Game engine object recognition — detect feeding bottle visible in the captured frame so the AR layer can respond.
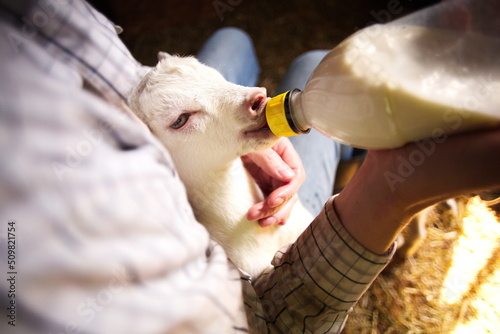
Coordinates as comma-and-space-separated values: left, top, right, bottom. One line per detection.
265, 0, 500, 149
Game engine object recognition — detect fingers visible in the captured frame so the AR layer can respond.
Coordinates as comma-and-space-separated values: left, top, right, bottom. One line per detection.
272, 137, 306, 181
242, 144, 295, 183
247, 173, 303, 226
243, 137, 307, 227
247, 194, 299, 227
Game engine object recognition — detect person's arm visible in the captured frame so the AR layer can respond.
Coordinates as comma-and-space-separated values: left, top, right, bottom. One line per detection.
248, 195, 394, 333
243, 140, 393, 333
249, 127, 500, 333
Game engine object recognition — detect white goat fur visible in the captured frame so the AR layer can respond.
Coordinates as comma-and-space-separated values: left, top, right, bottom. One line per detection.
129, 53, 313, 276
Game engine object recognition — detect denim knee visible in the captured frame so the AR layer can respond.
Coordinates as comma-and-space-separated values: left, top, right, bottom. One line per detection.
197, 27, 260, 87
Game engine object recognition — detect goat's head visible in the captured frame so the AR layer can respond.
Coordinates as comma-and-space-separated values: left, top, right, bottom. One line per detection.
129, 53, 278, 174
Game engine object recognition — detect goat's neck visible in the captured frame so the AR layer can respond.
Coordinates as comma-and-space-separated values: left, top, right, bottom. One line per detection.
182, 159, 263, 226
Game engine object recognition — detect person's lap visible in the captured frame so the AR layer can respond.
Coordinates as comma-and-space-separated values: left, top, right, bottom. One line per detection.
197, 27, 340, 216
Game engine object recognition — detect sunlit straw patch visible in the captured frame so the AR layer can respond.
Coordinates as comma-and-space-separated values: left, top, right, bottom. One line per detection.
343, 196, 500, 333
440, 196, 500, 304
441, 196, 500, 333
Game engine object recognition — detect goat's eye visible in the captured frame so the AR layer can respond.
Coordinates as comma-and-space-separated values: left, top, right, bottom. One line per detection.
170, 113, 191, 129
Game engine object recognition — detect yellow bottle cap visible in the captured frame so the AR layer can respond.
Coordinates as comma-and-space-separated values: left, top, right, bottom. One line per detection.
265, 91, 300, 137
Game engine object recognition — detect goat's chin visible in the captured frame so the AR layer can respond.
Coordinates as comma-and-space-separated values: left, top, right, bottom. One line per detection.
239, 132, 279, 156
243, 127, 276, 141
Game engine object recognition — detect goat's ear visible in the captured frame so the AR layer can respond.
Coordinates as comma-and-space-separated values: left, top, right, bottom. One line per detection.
157, 51, 172, 62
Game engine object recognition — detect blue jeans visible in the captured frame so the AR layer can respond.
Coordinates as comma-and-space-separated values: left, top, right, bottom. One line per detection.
197, 27, 341, 216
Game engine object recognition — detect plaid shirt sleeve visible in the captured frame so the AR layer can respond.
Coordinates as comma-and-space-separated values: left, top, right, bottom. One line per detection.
0, 1, 393, 333
248, 197, 394, 333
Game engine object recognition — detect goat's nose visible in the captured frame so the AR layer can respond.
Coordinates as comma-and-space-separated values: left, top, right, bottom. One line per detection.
247, 87, 267, 117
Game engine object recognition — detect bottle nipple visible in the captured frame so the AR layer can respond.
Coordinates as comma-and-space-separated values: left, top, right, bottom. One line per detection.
265, 89, 310, 137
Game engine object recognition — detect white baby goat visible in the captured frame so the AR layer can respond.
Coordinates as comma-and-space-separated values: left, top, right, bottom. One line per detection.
129, 53, 313, 277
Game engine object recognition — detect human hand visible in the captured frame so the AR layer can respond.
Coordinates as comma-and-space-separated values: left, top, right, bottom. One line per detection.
335, 127, 500, 255
242, 137, 306, 227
